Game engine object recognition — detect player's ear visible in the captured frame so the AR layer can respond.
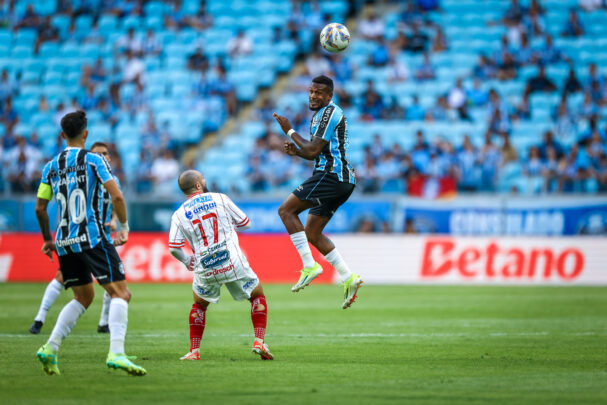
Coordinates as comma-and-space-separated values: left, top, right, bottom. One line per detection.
83, 130, 88, 141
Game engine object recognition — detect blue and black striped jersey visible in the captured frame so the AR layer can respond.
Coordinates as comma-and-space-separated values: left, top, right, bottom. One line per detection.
100, 175, 120, 244
39, 147, 115, 256
309, 101, 355, 184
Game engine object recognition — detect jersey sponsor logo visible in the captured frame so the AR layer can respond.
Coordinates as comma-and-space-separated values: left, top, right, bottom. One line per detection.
47, 164, 88, 179
242, 278, 258, 292
185, 202, 218, 219
199, 241, 227, 257
56, 234, 88, 247
202, 263, 235, 277
201, 249, 230, 268
184, 195, 213, 207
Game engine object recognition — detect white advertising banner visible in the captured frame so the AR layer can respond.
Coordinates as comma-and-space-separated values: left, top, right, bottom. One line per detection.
330, 235, 607, 285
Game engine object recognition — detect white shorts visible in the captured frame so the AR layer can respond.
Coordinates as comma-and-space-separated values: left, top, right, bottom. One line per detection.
192, 267, 259, 304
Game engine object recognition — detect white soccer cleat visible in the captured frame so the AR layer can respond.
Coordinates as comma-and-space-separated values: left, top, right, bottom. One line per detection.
180, 350, 200, 361
342, 273, 363, 309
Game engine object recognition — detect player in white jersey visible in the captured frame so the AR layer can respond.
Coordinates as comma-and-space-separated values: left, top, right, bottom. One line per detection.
168, 170, 273, 361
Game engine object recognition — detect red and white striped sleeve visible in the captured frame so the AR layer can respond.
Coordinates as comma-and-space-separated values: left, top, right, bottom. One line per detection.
222, 194, 250, 228
168, 213, 186, 249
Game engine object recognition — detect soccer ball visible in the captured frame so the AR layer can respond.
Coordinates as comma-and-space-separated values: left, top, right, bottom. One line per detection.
320, 23, 350, 53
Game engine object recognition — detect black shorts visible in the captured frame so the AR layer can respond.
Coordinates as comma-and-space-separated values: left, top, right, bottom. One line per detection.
293, 172, 355, 219
58, 239, 125, 289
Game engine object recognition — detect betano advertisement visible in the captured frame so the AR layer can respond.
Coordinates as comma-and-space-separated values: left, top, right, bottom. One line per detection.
1, 233, 605, 285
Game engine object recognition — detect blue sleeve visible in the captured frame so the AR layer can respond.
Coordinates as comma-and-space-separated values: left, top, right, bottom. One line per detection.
312, 105, 342, 142
40, 161, 52, 184
89, 153, 113, 184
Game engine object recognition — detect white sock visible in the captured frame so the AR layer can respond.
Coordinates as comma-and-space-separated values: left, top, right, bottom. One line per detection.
109, 298, 128, 354
48, 299, 86, 351
324, 248, 353, 282
35, 279, 63, 322
290, 231, 315, 268
98, 291, 111, 326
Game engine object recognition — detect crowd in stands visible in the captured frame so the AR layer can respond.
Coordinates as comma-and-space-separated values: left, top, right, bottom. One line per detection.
247, 0, 607, 196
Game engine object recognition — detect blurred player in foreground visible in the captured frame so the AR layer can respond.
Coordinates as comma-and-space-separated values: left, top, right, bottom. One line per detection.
169, 170, 272, 361
29, 142, 120, 335
273, 75, 362, 309
34, 111, 146, 376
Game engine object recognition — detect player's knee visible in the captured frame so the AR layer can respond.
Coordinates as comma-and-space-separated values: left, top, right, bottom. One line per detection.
277, 204, 289, 220
74, 292, 94, 308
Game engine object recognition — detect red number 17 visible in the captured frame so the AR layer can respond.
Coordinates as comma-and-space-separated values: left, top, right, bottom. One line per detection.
192, 213, 218, 247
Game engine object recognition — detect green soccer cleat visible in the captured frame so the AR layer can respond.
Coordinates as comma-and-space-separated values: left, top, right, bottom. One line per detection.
36, 343, 60, 375
291, 262, 323, 292
342, 273, 363, 309
106, 352, 147, 376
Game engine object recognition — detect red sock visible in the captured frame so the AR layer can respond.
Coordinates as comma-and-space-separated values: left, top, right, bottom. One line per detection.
189, 303, 206, 351
250, 295, 267, 341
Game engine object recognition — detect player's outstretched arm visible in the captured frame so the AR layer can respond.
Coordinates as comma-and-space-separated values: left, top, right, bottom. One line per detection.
273, 113, 327, 160
103, 179, 128, 245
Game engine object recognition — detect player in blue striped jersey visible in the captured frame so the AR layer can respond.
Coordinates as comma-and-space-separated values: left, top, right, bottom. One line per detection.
34, 111, 146, 376
28, 142, 120, 335
273, 75, 363, 309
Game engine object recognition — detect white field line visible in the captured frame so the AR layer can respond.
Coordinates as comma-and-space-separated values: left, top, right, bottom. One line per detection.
0, 331, 603, 339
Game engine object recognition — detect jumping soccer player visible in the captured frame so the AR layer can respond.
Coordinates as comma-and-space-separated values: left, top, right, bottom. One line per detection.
169, 170, 272, 361
34, 111, 146, 376
29, 142, 119, 335
272, 75, 362, 309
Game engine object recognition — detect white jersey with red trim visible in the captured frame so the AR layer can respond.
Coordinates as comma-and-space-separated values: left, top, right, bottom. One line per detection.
169, 192, 252, 284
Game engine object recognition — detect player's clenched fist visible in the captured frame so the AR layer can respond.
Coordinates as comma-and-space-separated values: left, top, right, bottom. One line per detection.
284, 141, 297, 156
187, 255, 196, 271
114, 230, 129, 246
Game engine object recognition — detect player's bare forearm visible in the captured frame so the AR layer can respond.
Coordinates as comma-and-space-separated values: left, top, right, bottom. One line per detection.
104, 179, 127, 224
291, 132, 327, 159
35, 198, 52, 241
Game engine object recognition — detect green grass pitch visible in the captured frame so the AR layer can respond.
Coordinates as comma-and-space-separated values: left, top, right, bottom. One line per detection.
0, 283, 606, 404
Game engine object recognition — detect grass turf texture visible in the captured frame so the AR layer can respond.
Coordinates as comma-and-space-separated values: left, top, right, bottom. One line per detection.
0, 284, 606, 404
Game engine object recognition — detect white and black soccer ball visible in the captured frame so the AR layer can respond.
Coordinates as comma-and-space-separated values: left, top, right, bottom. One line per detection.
319, 23, 350, 53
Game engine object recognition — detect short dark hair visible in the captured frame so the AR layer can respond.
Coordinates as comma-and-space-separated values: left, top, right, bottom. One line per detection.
60, 110, 87, 139
312, 75, 334, 92
90, 141, 108, 151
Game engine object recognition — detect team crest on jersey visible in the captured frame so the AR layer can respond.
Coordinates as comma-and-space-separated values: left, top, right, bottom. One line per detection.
185, 210, 193, 220
201, 250, 230, 269
118, 262, 125, 274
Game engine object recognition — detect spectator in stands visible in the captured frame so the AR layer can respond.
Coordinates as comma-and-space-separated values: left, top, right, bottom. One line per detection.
375, 151, 402, 191
0, 97, 18, 134
493, 35, 514, 68
186, 7, 213, 31
211, 65, 236, 116
16, 4, 39, 29
5, 136, 41, 193
97, 98, 119, 128
407, 24, 429, 53
305, 2, 324, 30
306, 52, 331, 78
467, 79, 489, 106
38, 95, 49, 113
116, 27, 142, 55
514, 92, 531, 120
425, 95, 450, 122
90, 58, 107, 84
585, 63, 604, 92
361, 83, 385, 121
516, 33, 534, 65
405, 95, 426, 121
164, 0, 185, 30
151, 149, 180, 194
228, 30, 253, 57
472, 54, 496, 80
79, 85, 98, 111
383, 97, 405, 119
432, 26, 448, 53
562, 9, 584, 37
564, 67, 582, 94
83, 19, 104, 45
187, 47, 209, 72
142, 29, 162, 56
536, 35, 569, 65
525, 65, 557, 95
503, 0, 526, 25
415, 53, 435, 81
479, 132, 501, 191
400, 2, 423, 26
247, 155, 268, 192
595, 153, 607, 192
329, 54, 353, 83
35, 16, 59, 54
386, 51, 409, 83
0, 0, 18, 30
369, 38, 390, 67
578, 92, 600, 119
369, 135, 385, 162
0, 70, 16, 102
579, 0, 603, 12
457, 135, 479, 191
501, 135, 518, 165
541, 145, 559, 191
523, 6, 545, 37
554, 100, 576, 142
122, 50, 145, 84
358, 9, 385, 41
